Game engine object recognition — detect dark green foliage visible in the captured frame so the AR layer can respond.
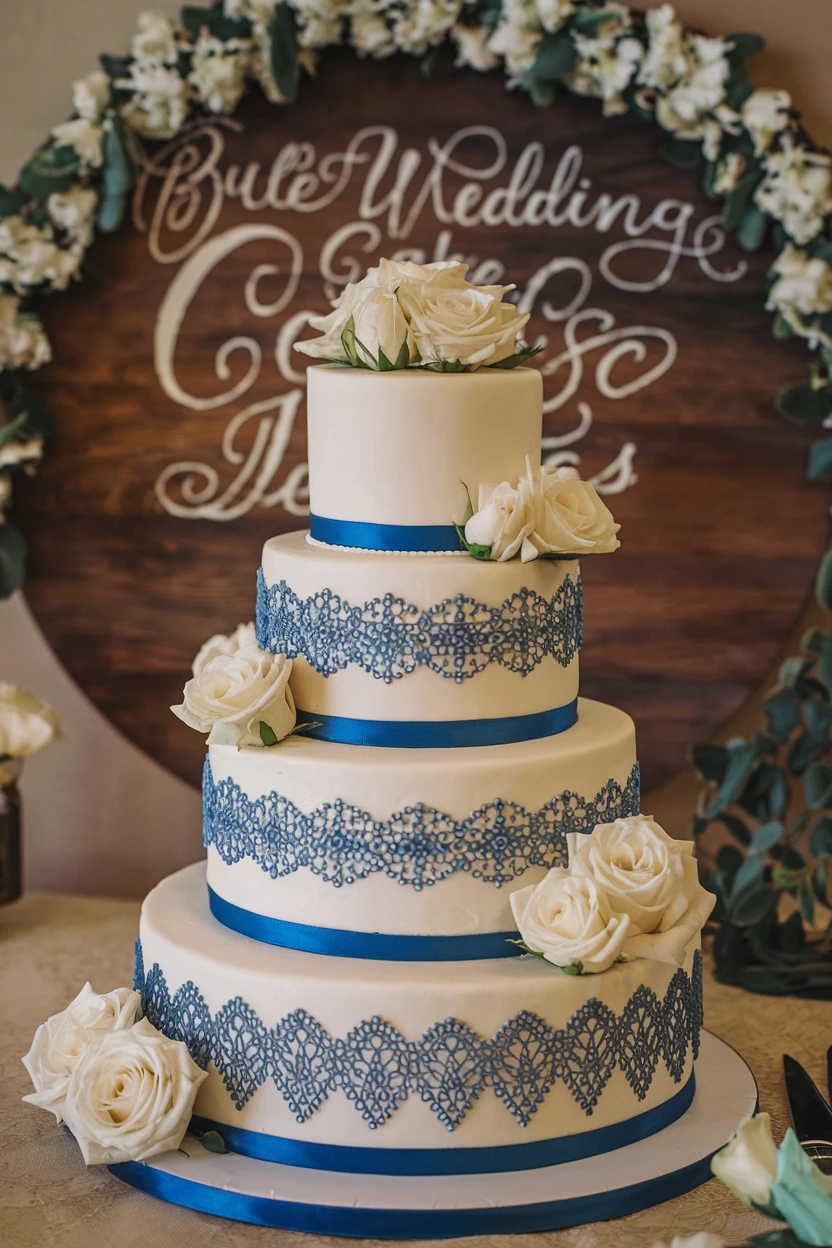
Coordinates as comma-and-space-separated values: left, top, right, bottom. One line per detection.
268, 2, 299, 101
693, 555, 832, 998
0, 522, 26, 597
18, 144, 81, 204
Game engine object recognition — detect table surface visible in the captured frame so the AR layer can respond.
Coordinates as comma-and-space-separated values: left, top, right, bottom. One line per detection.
1, 891, 822, 1248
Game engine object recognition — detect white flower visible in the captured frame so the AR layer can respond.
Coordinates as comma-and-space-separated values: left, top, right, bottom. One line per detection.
350, 10, 395, 57
172, 644, 296, 747
47, 186, 98, 249
452, 24, 499, 72
755, 136, 832, 246
0, 216, 82, 294
0, 683, 60, 757
711, 1112, 779, 1207
488, 18, 541, 76
742, 89, 792, 156
0, 296, 52, 370
22, 983, 140, 1121
391, 0, 462, 56
351, 286, 414, 366
0, 435, 44, 471
465, 474, 537, 561
570, 26, 642, 117
510, 869, 633, 974
131, 10, 180, 64
638, 4, 685, 90
567, 815, 716, 966
120, 63, 191, 137
529, 464, 620, 556
189, 33, 250, 114
72, 70, 111, 121
655, 35, 731, 140
534, 0, 573, 34
713, 151, 747, 196
62, 1017, 206, 1165
192, 621, 257, 676
767, 243, 832, 345
398, 277, 528, 366
51, 119, 104, 170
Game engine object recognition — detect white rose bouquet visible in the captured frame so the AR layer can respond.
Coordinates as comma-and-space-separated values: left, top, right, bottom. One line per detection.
171, 623, 297, 748
295, 258, 536, 372
0, 682, 61, 786
462, 459, 620, 563
510, 815, 715, 974
22, 982, 207, 1164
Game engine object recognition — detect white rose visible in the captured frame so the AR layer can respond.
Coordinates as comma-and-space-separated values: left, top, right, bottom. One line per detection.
465, 472, 537, 561
742, 89, 792, 156
22, 983, 141, 1121
452, 24, 499, 72
351, 287, 413, 366
62, 1017, 206, 1165
0, 683, 60, 758
47, 186, 98, 249
397, 278, 529, 367
131, 9, 180, 63
72, 70, 111, 121
296, 277, 379, 361
510, 869, 632, 974
710, 1112, 778, 1207
51, 119, 104, 170
192, 620, 257, 676
529, 464, 621, 556
567, 816, 716, 967
172, 644, 296, 747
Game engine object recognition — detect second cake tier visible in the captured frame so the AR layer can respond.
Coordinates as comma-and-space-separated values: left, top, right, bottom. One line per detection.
204, 698, 638, 959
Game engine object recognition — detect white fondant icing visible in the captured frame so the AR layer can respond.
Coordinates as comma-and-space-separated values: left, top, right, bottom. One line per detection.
260, 531, 579, 723
140, 863, 699, 1152
306, 366, 543, 531
206, 699, 636, 936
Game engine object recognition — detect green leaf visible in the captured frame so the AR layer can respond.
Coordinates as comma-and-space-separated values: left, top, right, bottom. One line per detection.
420, 46, 441, 79
340, 317, 361, 368
257, 721, 278, 747
393, 339, 410, 370
749, 821, 783, 853
804, 761, 832, 809
99, 52, 132, 82
5, 391, 55, 439
736, 202, 768, 252
180, 2, 252, 39
561, 961, 583, 976
454, 521, 491, 561
18, 144, 81, 203
815, 548, 832, 614
691, 742, 728, 783
376, 347, 395, 372
0, 184, 25, 216
772, 312, 794, 340
528, 80, 557, 108
723, 67, 754, 110
776, 380, 832, 425
525, 31, 576, 88
731, 852, 765, 895
0, 411, 29, 450
506, 938, 545, 959
722, 169, 762, 231
731, 884, 775, 927
659, 135, 703, 168
717, 843, 745, 879
703, 740, 758, 817
726, 32, 766, 60
799, 878, 816, 926
0, 521, 26, 597
98, 113, 134, 233
718, 812, 752, 846
267, 2, 298, 101
487, 344, 543, 370
762, 689, 800, 740
810, 816, 832, 857
812, 860, 832, 905
808, 438, 832, 481
780, 910, 805, 955
200, 1129, 230, 1154
570, 7, 618, 34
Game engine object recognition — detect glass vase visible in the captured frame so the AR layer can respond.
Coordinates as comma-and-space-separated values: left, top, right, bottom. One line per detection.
0, 778, 21, 905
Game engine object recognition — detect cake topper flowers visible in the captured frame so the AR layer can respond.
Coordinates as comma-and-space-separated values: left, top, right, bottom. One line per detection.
295, 259, 539, 372
510, 815, 715, 974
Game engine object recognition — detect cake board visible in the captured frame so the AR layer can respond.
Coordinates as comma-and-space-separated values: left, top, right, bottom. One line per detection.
109, 1031, 756, 1238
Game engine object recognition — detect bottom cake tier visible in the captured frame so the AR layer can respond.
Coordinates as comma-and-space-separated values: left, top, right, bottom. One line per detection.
136, 864, 703, 1176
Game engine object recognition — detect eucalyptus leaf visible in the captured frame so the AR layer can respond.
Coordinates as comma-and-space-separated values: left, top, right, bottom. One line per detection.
690, 742, 728, 783
718, 812, 752, 846
808, 437, 832, 481
0, 521, 26, 598
722, 169, 762, 231
749, 821, 783, 853
731, 853, 765, 897
812, 861, 832, 906
731, 884, 775, 927
525, 31, 576, 89
18, 144, 81, 203
804, 760, 832, 808
726, 31, 766, 60
810, 816, 832, 858
267, 1, 298, 101
799, 878, 816, 925
98, 113, 134, 233
5, 391, 54, 439
723, 67, 754, 110
703, 740, 758, 817
716, 843, 745, 879
815, 547, 832, 614
736, 201, 767, 252
762, 688, 800, 740
200, 1129, 230, 1154
0, 184, 25, 216
776, 380, 832, 425
772, 312, 794, 340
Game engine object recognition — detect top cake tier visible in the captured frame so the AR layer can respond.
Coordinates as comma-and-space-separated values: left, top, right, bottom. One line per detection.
306, 366, 543, 553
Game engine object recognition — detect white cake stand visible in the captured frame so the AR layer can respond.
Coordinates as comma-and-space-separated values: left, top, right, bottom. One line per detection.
110, 1031, 756, 1238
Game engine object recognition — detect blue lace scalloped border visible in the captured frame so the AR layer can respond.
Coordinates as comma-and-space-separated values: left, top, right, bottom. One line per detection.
134, 944, 702, 1131
255, 568, 583, 683
202, 759, 640, 890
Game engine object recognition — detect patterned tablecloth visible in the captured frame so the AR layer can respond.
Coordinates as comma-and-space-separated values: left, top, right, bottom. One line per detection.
0, 891, 815, 1248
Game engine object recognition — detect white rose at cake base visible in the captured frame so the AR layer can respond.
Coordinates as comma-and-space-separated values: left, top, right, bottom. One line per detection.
139, 121, 746, 522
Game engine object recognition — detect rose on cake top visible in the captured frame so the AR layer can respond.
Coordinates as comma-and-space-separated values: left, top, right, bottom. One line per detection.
295, 259, 537, 372
460, 458, 620, 562
171, 622, 297, 749
510, 815, 716, 974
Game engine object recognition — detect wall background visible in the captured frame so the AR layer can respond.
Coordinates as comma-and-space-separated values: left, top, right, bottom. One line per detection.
1, 0, 830, 897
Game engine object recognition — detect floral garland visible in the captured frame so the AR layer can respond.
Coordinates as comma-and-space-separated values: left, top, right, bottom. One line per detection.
1, 0, 831, 595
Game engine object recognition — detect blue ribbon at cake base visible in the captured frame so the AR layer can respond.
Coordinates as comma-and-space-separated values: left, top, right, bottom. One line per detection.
208, 886, 521, 960
294, 699, 578, 749
187, 1075, 694, 1175
309, 513, 461, 552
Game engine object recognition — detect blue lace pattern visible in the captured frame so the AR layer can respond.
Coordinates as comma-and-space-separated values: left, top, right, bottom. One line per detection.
203, 758, 640, 890
255, 568, 582, 683
134, 942, 702, 1131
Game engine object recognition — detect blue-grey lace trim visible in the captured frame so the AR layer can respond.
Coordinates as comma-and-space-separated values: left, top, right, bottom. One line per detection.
255, 567, 582, 683
134, 942, 702, 1131
202, 758, 640, 890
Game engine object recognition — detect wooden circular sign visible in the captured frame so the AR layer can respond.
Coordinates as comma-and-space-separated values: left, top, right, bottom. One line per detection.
17, 50, 825, 793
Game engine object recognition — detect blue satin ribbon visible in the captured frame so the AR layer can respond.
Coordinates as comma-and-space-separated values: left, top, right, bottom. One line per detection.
208, 887, 521, 960
187, 1075, 693, 1174
310, 513, 461, 552
108, 1081, 709, 1234
295, 699, 578, 749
